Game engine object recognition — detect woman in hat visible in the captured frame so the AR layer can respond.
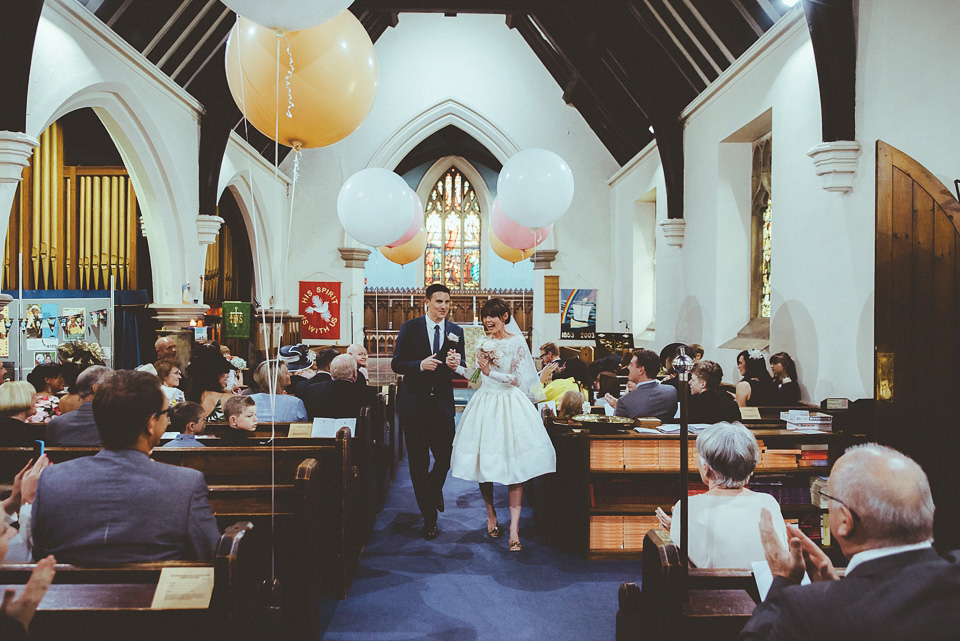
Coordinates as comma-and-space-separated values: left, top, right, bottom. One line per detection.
184, 343, 236, 422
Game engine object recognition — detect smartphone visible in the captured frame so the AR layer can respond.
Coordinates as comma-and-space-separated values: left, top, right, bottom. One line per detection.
32, 439, 44, 461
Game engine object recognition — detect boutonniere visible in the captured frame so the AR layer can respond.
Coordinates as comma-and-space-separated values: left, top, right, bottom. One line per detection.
447, 332, 459, 343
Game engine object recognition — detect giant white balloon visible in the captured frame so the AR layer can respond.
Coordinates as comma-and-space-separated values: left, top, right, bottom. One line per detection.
497, 148, 575, 229
220, 0, 353, 32
337, 169, 417, 247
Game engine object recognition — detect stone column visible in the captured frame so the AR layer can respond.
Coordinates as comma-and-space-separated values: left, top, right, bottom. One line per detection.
0, 131, 38, 250
339, 247, 371, 345
195, 214, 224, 307
531, 250, 558, 348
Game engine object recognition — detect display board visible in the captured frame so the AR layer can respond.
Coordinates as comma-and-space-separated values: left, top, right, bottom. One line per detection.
0, 294, 113, 379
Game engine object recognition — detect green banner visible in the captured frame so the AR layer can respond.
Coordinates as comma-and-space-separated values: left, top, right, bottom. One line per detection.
222, 301, 251, 339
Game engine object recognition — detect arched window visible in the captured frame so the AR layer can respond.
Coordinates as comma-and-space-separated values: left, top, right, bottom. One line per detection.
424, 167, 481, 290
751, 135, 772, 319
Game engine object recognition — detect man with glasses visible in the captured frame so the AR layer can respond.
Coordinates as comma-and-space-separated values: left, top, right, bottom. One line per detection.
32, 370, 220, 564
740, 443, 960, 640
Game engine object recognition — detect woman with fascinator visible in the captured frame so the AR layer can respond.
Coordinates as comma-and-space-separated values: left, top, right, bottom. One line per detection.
184, 343, 236, 421
450, 297, 556, 552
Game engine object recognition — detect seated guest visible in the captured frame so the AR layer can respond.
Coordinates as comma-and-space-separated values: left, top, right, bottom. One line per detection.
294, 348, 339, 399
735, 349, 776, 407
0, 495, 55, 638
0, 382, 44, 445
45, 366, 112, 447
277, 344, 314, 394
538, 342, 562, 384
688, 360, 741, 423
557, 390, 586, 418
741, 444, 960, 640
605, 349, 678, 422
32, 370, 221, 564
544, 358, 591, 403
55, 362, 84, 415
55, 341, 107, 415
655, 422, 787, 568
156, 358, 185, 406
162, 402, 207, 448
687, 343, 704, 362
219, 344, 244, 392
248, 360, 307, 423
346, 343, 370, 384
596, 370, 621, 399
135, 336, 178, 376
184, 343, 235, 421
219, 395, 258, 444
304, 355, 365, 419
25, 363, 64, 424
769, 351, 801, 405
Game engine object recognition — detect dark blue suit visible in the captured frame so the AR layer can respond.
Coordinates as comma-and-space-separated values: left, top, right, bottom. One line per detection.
32, 449, 220, 564
392, 316, 465, 525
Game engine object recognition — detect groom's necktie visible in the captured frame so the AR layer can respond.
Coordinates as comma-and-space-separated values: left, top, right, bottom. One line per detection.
433, 324, 441, 355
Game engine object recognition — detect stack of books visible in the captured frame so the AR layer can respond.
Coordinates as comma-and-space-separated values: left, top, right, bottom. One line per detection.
799, 443, 830, 467
780, 410, 833, 431
757, 446, 802, 469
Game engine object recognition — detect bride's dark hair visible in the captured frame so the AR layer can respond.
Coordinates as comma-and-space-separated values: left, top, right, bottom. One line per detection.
480, 297, 511, 322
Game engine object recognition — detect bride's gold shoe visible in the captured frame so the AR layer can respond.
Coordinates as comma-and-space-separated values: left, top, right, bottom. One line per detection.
486, 520, 503, 538
509, 539, 522, 552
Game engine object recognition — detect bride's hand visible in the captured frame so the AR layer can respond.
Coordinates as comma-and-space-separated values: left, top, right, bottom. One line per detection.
477, 352, 491, 376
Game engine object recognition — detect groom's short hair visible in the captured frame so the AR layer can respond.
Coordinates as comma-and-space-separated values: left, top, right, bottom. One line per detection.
425, 284, 450, 300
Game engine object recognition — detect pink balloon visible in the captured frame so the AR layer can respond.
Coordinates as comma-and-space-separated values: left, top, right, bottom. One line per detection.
386, 191, 424, 248
491, 197, 552, 250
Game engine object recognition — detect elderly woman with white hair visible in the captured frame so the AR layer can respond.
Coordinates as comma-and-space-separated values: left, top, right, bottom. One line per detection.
655, 422, 788, 568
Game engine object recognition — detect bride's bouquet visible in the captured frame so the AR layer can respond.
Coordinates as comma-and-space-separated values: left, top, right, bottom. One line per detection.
468, 339, 500, 384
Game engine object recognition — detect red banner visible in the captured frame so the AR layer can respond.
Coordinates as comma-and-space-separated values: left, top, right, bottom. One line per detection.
299, 281, 341, 340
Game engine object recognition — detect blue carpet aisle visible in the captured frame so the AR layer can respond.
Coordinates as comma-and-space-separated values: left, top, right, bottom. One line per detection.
318, 457, 641, 640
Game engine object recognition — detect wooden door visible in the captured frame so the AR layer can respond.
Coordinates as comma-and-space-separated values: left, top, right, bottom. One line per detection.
876, 140, 960, 549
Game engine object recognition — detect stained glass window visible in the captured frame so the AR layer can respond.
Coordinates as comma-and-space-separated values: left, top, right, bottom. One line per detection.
751, 136, 772, 319
423, 167, 481, 290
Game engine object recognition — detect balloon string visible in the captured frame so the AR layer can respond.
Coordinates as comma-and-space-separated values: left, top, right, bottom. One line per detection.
283, 36, 295, 119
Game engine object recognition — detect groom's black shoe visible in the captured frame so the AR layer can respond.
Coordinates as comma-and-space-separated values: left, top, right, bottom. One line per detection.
421, 522, 440, 540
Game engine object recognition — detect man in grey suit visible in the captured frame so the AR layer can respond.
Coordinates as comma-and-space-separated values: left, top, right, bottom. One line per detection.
32, 370, 221, 564
44, 365, 112, 446
606, 348, 677, 422
740, 443, 960, 640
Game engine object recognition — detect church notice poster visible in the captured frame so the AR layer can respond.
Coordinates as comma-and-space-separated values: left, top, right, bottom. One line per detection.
560, 288, 597, 340
299, 281, 341, 340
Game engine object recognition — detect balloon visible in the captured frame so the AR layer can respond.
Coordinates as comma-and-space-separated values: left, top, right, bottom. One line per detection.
381, 228, 426, 266
490, 197, 552, 250
225, 13, 377, 148
337, 168, 417, 247
489, 227, 535, 263
220, 1, 353, 33
497, 148, 575, 229
387, 192, 424, 248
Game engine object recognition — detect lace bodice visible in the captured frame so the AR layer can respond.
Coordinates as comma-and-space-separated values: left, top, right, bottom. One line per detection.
457, 334, 526, 389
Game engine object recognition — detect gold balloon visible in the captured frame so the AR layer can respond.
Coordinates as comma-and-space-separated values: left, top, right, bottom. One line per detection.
489, 227, 534, 263
380, 228, 427, 266
225, 12, 378, 149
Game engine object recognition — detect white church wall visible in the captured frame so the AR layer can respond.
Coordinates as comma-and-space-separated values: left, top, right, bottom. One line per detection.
285, 13, 618, 346
27, 0, 204, 306
610, 9, 875, 402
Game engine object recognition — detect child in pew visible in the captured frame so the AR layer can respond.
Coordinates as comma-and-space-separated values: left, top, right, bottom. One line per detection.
219, 396, 258, 445
162, 402, 207, 448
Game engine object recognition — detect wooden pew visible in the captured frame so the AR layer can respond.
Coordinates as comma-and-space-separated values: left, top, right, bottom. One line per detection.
615, 530, 758, 641
0, 521, 255, 641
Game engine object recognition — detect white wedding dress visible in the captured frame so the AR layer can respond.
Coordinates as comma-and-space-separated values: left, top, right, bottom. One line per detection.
451, 333, 557, 485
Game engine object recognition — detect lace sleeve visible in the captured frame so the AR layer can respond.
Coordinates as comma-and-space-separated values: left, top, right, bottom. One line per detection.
486, 341, 523, 387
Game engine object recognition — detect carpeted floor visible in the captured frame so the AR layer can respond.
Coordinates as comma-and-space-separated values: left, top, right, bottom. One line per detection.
318, 457, 641, 640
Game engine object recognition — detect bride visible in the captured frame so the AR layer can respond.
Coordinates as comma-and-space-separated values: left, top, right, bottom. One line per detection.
451, 297, 557, 552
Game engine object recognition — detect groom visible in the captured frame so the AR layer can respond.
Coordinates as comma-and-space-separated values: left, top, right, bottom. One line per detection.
392, 284, 465, 540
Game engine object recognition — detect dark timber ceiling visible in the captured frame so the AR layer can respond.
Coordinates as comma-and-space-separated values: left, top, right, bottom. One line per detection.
75, 0, 795, 166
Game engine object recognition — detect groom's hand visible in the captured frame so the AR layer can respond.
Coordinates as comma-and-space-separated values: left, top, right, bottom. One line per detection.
445, 350, 461, 370
421, 354, 442, 371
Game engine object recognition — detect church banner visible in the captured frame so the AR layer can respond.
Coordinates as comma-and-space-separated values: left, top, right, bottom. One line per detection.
222, 301, 251, 339
299, 281, 341, 340
560, 288, 597, 340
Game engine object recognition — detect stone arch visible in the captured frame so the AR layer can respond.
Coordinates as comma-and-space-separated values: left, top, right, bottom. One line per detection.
221, 171, 272, 304
30, 82, 191, 302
